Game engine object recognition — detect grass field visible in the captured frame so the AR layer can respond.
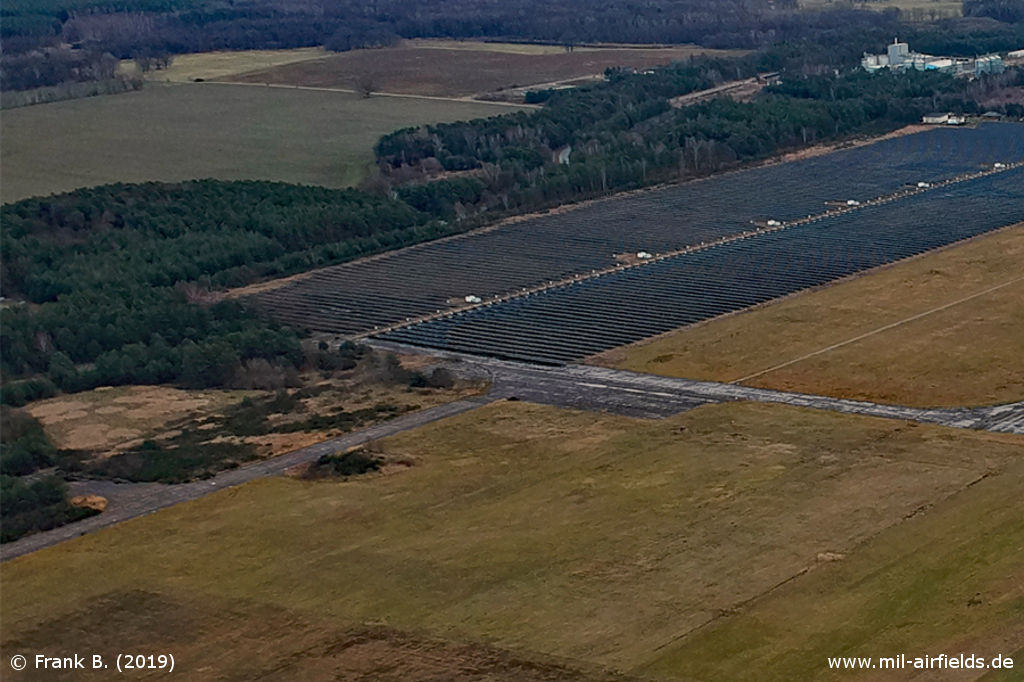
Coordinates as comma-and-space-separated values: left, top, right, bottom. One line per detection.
0, 82, 521, 203
24, 363, 481, 461
641, 456, 1024, 681
800, 0, 961, 18
224, 41, 745, 98
598, 225, 1024, 408
120, 47, 329, 82
3, 401, 1022, 679
26, 385, 256, 453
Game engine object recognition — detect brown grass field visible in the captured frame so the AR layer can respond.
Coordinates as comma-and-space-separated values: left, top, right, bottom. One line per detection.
223, 41, 745, 97
3, 401, 1022, 680
120, 47, 328, 82
0, 82, 521, 204
26, 385, 257, 453
597, 224, 1024, 408
24, 365, 480, 461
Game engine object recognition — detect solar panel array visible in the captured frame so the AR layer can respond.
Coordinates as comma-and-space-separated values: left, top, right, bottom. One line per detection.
250, 124, 1024, 336
378, 167, 1024, 364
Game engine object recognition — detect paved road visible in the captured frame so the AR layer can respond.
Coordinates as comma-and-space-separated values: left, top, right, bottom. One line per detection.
4, 350, 1021, 561
377, 342, 1024, 432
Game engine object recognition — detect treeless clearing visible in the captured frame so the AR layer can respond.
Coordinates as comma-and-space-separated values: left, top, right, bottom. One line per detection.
597, 224, 1024, 408
0, 83, 520, 203
3, 401, 1021, 678
223, 42, 746, 98
25, 366, 481, 461
26, 385, 255, 453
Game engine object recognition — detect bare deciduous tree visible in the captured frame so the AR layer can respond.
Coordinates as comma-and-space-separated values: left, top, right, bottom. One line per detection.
355, 74, 376, 98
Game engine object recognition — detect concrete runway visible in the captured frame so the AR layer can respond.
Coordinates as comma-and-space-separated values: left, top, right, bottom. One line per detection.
3, 349, 1021, 561
386, 344, 1024, 432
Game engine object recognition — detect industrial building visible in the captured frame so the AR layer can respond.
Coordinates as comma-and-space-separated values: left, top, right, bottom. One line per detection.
862, 39, 1004, 76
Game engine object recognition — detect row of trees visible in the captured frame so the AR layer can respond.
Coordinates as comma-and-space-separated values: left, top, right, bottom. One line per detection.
1, 75, 143, 109
0, 47, 118, 91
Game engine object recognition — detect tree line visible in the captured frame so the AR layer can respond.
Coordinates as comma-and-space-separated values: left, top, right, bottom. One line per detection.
1, 407, 99, 543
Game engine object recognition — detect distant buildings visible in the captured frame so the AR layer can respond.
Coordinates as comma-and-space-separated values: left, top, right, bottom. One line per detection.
861, 39, 1004, 77
921, 112, 967, 125
921, 112, 950, 124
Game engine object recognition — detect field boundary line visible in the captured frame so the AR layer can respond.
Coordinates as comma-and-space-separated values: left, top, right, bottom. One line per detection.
200, 79, 540, 108
731, 276, 1024, 384
638, 468, 994, 667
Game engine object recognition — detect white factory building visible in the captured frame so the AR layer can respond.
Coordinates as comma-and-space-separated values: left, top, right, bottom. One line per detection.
861, 39, 1004, 76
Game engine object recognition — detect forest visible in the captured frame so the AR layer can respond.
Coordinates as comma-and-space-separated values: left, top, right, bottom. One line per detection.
0, 180, 463, 404
1, 0, 884, 56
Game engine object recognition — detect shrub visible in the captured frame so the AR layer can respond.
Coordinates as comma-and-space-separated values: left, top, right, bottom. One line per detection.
311, 450, 381, 477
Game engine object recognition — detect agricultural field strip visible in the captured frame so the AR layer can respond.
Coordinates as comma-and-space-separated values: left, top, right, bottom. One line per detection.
205, 79, 539, 108
358, 160, 1020, 340
249, 124, 1023, 336
377, 167, 1024, 364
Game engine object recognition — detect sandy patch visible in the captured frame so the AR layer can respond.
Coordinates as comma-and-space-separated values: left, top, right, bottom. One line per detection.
69, 494, 108, 512
28, 401, 90, 420
27, 385, 255, 451
65, 426, 141, 452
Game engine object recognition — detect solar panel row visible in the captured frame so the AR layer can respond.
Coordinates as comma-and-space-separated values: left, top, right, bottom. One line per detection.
249, 124, 1024, 341
378, 166, 1024, 364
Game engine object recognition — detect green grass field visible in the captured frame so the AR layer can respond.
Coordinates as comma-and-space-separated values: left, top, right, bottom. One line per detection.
3, 401, 1021, 680
0, 82, 520, 203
